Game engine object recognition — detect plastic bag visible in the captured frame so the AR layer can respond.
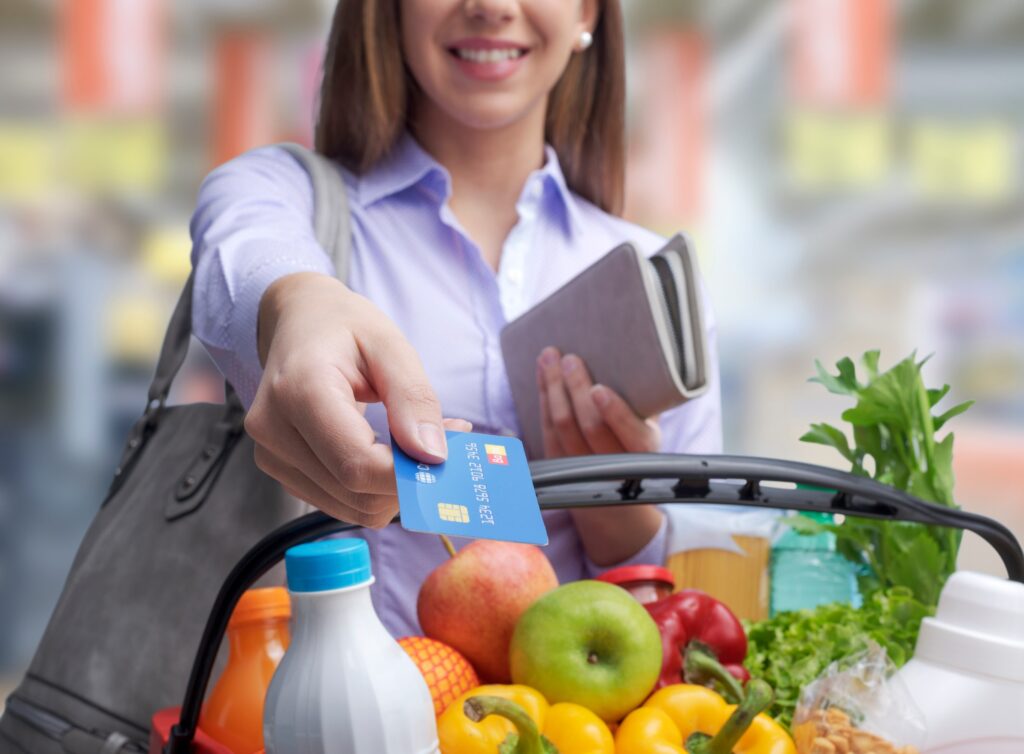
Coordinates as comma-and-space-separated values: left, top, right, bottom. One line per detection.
792, 642, 925, 754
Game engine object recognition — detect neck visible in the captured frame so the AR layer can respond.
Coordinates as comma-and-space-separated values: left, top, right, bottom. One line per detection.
411, 102, 547, 212
410, 101, 548, 270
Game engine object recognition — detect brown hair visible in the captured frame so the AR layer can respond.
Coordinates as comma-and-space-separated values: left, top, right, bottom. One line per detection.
315, 1, 626, 215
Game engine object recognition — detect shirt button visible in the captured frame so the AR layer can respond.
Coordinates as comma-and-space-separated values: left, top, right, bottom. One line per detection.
506, 267, 522, 284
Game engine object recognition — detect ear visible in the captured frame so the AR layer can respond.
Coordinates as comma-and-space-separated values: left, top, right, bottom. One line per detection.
578, 0, 600, 41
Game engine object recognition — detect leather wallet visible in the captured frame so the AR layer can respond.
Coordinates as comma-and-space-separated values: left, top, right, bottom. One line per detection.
500, 233, 709, 458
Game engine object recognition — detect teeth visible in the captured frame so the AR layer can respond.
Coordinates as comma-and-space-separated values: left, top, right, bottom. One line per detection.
455, 48, 524, 63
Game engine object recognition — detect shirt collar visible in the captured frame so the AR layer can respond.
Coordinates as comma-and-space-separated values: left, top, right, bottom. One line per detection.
358, 132, 583, 239
357, 132, 449, 207
537, 144, 583, 239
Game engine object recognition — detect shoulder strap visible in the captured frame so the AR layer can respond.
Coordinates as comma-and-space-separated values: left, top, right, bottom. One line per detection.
147, 270, 195, 408
146, 144, 352, 408
277, 142, 352, 280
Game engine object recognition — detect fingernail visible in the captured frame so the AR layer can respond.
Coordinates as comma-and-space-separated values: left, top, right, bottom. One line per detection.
561, 355, 577, 375
418, 423, 448, 459
591, 385, 610, 408
539, 348, 559, 367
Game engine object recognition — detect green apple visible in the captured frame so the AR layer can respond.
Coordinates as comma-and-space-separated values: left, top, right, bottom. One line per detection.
508, 580, 662, 722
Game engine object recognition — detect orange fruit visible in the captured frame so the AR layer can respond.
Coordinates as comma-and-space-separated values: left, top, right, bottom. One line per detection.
398, 636, 481, 716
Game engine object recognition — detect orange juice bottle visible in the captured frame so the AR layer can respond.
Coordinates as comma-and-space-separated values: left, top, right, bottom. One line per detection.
201, 587, 291, 754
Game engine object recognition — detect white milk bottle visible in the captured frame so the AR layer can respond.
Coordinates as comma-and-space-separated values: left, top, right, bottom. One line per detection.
263, 538, 439, 754
893, 571, 1024, 753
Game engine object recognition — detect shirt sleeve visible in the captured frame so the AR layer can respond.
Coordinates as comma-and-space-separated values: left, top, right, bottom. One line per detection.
189, 146, 337, 407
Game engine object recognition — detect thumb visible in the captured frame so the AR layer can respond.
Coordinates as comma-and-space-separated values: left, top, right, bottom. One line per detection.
361, 329, 448, 464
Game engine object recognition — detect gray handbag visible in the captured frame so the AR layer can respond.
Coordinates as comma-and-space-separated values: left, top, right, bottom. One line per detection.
0, 143, 350, 754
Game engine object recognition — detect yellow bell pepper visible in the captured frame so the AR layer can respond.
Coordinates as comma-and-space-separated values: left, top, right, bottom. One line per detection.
439, 685, 548, 754
616, 681, 796, 754
543, 703, 615, 754
438, 684, 614, 754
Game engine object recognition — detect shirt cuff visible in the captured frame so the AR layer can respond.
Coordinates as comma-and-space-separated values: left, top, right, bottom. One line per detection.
582, 509, 669, 579
226, 251, 336, 408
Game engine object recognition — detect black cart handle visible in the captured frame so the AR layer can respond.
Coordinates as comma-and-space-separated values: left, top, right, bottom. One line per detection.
166, 453, 1024, 753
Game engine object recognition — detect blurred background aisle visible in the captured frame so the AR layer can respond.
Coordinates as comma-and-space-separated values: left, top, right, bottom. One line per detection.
1, 0, 1022, 696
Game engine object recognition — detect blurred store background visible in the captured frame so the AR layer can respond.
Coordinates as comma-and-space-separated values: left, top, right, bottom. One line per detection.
1, 0, 1022, 701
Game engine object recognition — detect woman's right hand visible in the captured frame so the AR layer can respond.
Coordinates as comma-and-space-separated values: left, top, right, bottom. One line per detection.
245, 272, 468, 528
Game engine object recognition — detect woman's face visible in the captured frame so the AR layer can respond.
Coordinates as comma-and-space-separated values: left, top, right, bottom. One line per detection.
401, 0, 598, 133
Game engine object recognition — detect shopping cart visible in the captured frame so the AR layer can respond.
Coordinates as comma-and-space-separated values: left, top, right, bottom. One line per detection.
159, 452, 1024, 754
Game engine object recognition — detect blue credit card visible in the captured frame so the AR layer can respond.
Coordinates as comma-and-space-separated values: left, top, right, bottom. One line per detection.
392, 431, 548, 546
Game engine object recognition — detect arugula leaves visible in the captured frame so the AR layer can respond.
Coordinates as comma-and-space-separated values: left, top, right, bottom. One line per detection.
744, 589, 932, 729
799, 351, 972, 606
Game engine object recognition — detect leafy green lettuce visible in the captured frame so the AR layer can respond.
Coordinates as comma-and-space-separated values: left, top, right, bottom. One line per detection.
744, 589, 932, 729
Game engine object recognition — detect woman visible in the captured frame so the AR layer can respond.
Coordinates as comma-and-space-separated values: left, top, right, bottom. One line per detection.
190, 0, 722, 637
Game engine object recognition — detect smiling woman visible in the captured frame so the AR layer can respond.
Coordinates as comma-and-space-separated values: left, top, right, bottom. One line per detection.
187, 0, 722, 639
317, 0, 625, 213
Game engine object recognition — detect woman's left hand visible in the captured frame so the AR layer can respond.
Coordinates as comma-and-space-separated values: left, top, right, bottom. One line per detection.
536, 346, 664, 566
537, 346, 661, 458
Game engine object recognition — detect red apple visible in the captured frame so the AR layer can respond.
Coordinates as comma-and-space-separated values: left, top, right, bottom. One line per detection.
417, 539, 558, 682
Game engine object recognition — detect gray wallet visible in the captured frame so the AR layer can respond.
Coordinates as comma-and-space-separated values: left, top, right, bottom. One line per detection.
500, 233, 709, 459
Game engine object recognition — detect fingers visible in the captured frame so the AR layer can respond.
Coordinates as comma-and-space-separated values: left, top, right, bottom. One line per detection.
247, 409, 392, 502
538, 383, 565, 458
295, 388, 395, 495
253, 445, 397, 528
252, 417, 475, 528
534, 347, 661, 457
250, 274, 451, 527
359, 320, 448, 464
560, 354, 621, 454
250, 375, 397, 495
538, 347, 590, 456
443, 418, 474, 433
646, 417, 663, 449
590, 384, 660, 452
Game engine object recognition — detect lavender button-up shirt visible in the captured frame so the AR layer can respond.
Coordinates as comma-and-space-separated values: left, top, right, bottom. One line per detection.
190, 134, 722, 638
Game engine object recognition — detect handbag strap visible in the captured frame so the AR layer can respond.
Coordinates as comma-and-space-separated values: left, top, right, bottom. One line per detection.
278, 142, 352, 281
146, 271, 196, 409
145, 144, 352, 413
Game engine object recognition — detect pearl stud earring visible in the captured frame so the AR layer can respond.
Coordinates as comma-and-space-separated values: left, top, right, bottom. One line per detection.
579, 30, 593, 51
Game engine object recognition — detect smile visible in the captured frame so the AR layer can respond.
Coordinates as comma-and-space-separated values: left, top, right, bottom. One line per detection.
452, 48, 527, 63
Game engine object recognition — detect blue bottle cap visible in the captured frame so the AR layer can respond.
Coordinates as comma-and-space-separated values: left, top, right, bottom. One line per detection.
285, 538, 373, 593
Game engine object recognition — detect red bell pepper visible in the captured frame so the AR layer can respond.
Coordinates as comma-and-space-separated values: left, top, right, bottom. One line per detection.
644, 589, 750, 695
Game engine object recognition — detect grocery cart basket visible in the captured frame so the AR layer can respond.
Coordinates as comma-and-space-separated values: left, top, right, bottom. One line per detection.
159, 452, 1024, 754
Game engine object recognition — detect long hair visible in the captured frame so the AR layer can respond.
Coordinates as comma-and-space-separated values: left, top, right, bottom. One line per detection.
315, 1, 626, 215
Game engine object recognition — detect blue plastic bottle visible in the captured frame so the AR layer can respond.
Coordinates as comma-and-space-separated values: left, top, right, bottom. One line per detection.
769, 512, 860, 615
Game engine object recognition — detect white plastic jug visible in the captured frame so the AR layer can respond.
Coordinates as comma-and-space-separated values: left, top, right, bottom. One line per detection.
263, 539, 439, 754
894, 570, 1024, 753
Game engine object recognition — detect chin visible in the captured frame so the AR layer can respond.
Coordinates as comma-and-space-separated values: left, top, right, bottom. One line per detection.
431, 90, 545, 133
455, 110, 526, 131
